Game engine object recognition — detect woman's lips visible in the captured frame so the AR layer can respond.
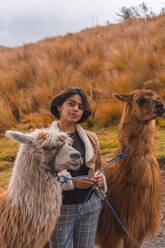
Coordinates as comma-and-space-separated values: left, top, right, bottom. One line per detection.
71, 113, 79, 118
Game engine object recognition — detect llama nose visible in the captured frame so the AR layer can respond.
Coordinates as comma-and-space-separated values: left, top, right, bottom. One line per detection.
154, 100, 164, 109
70, 151, 81, 160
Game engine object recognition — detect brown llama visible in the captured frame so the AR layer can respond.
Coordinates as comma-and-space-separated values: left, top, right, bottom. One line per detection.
96, 89, 165, 248
0, 129, 82, 248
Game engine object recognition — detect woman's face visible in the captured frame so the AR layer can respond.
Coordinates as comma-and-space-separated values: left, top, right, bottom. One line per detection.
57, 94, 84, 123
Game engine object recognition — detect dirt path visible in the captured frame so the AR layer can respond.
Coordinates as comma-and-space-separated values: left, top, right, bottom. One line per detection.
142, 170, 165, 248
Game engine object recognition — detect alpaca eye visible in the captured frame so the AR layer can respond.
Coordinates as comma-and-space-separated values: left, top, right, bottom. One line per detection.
136, 97, 146, 106
43, 146, 56, 151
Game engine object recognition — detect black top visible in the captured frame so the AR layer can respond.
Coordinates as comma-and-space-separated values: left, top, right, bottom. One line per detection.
62, 131, 93, 204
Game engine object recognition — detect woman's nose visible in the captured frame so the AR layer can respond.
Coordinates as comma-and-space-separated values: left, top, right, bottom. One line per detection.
73, 104, 79, 111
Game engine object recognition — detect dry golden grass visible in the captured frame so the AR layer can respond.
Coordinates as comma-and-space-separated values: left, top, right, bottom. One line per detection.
0, 15, 165, 131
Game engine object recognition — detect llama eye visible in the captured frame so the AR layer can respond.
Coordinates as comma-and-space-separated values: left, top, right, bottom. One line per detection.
43, 146, 56, 151
43, 146, 50, 151
136, 97, 146, 106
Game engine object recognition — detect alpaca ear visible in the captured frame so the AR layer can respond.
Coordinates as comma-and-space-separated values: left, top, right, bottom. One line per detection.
5, 130, 34, 144
113, 93, 132, 103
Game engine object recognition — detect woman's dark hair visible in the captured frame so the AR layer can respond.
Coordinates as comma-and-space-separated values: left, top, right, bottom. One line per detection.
50, 87, 92, 123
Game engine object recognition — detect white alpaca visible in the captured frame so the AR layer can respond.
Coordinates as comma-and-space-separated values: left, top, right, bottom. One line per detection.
0, 129, 82, 248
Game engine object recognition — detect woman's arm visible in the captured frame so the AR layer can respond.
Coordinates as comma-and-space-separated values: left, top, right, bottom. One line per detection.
93, 133, 107, 193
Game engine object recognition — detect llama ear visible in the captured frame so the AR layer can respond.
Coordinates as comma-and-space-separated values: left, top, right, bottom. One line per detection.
5, 130, 34, 145
113, 93, 132, 103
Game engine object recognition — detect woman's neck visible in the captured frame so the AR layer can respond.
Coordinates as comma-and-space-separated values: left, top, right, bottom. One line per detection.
58, 119, 76, 133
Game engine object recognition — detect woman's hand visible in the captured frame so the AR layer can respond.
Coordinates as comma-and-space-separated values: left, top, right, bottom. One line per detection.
93, 173, 104, 188
73, 173, 104, 189
73, 177, 96, 189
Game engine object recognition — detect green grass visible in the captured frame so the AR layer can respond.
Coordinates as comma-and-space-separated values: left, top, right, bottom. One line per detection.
0, 125, 165, 190
0, 136, 17, 189
0, 136, 18, 161
0, 160, 13, 171
95, 126, 118, 159
0, 162, 12, 188
155, 128, 165, 158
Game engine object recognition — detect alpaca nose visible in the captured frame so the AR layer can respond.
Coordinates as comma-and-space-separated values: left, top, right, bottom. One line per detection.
70, 151, 81, 160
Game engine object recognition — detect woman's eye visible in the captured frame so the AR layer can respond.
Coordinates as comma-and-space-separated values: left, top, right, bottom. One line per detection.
68, 102, 74, 106
78, 105, 84, 110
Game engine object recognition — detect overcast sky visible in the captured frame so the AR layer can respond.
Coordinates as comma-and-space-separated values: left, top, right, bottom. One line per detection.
0, 0, 164, 47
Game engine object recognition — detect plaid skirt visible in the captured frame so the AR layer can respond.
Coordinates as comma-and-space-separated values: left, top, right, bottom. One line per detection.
49, 192, 102, 248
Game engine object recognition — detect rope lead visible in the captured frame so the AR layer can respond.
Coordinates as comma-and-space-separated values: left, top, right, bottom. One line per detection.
59, 144, 139, 248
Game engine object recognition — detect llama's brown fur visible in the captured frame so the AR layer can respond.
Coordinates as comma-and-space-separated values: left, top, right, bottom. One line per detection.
97, 89, 164, 248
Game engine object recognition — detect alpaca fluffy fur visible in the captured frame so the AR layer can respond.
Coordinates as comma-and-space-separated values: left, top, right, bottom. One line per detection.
97, 89, 164, 248
0, 129, 81, 248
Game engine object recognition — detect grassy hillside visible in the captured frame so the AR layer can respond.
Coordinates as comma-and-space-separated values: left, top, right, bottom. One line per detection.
0, 15, 165, 132
1, 15, 165, 190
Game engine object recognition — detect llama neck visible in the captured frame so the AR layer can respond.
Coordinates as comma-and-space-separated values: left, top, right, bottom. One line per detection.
116, 107, 159, 186
7, 146, 62, 226
118, 107, 156, 155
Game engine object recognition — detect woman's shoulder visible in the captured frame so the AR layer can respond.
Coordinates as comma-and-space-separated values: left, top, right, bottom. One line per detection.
84, 129, 98, 143
76, 124, 98, 141
84, 129, 96, 136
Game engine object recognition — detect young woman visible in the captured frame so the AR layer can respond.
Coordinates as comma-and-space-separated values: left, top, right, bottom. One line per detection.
49, 87, 107, 248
